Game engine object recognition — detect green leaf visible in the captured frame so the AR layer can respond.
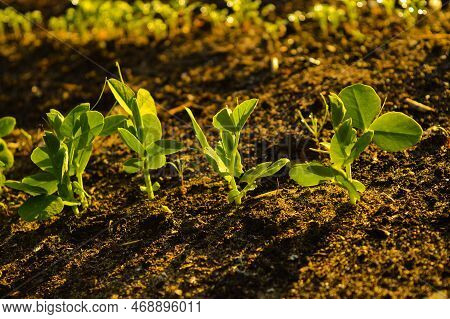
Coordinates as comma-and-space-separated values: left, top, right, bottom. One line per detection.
369, 112, 423, 152
240, 162, 272, 184
77, 111, 104, 147
233, 151, 244, 177
328, 93, 346, 128
118, 128, 145, 155
345, 130, 374, 165
0, 116, 16, 138
0, 139, 13, 169
185, 108, 210, 149
232, 99, 258, 131
141, 113, 162, 146
149, 140, 183, 156
107, 79, 135, 115
289, 162, 335, 187
261, 158, 290, 178
22, 172, 58, 194
31, 147, 54, 174
213, 108, 236, 132
352, 179, 366, 193
152, 181, 160, 192
100, 115, 127, 136
221, 130, 236, 154
330, 119, 356, 166
123, 158, 142, 174
0, 160, 5, 168
60, 103, 90, 137
4, 180, 48, 196
46, 109, 64, 137
18, 195, 64, 222
339, 84, 381, 130
137, 88, 157, 115
204, 146, 230, 177
75, 145, 93, 175
148, 154, 166, 170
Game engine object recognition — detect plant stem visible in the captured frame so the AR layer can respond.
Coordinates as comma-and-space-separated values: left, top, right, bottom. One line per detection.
76, 172, 88, 209
143, 157, 155, 200
346, 164, 352, 180
228, 133, 241, 205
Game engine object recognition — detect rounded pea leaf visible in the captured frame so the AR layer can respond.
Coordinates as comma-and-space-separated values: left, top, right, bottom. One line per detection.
369, 112, 423, 152
118, 128, 145, 155
123, 158, 142, 174
100, 115, 127, 136
150, 140, 183, 156
4, 180, 48, 196
0, 139, 14, 169
77, 111, 104, 147
0, 116, 16, 138
137, 89, 157, 115
330, 119, 355, 166
18, 195, 64, 222
31, 147, 54, 174
328, 93, 346, 128
289, 162, 335, 187
22, 172, 58, 194
213, 108, 236, 132
148, 154, 166, 170
232, 99, 258, 131
261, 158, 290, 178
339, 84, 381, 130
60, 103, 90, 137
142, 113, 162, 146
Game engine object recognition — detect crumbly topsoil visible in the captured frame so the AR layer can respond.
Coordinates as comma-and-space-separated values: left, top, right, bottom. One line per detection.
0, 2, 449, 298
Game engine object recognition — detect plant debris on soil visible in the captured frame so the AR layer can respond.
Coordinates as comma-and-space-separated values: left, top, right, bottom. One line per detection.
0, 1, 449, 299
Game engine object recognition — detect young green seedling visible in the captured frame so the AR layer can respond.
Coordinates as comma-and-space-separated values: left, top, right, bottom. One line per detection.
5, 104, 126, 221
0, 116, 16, 194
290, 84, 423, 204
168, 155, 194, 194
107, 78, 183, 200
186, 100, 289, 205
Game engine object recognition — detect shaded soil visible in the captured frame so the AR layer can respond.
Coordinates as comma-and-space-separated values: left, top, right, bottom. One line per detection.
0, 2, 449, 298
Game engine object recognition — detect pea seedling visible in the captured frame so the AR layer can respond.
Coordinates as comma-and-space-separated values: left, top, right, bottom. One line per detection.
168, 155, 194, 194
5, 104, 126, 221
186, 100, 289, 205
290, 84, 423, 204
107, 78, 183, 200
0, 116, 16, 194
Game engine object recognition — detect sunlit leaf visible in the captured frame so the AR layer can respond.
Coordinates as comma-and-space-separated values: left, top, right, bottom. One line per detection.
339, 84, 381, 130
18, 195, 64, 222
369, 112, 423, 152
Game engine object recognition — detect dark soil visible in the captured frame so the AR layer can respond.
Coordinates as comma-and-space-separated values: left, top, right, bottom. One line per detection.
0, 2, 449, 298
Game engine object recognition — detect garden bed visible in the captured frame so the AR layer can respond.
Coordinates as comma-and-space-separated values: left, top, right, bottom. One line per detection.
0, 1, 448, 298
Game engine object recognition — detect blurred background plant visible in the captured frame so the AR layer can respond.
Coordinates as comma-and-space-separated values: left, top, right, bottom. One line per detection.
0, 0, 445, 46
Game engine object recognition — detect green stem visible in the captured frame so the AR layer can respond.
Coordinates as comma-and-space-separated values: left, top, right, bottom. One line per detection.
76, 172, 88, 209
143, 157, 155, 200
228, 133, 241, 205
346, 164, 352, 180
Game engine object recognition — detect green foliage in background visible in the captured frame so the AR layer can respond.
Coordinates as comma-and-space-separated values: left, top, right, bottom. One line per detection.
0, 116, 16, 194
